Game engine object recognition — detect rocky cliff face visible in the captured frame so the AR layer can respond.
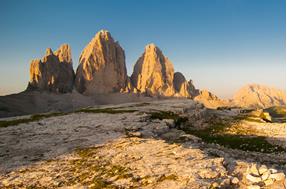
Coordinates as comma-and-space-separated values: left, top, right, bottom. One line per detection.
131, 44, 198, 97
233, 84, 286, 108
194, 90, 230, 108
75, 30, 129, 94
27, 44, 74, 93
173, 72, 198, 98
131, 44, 175, 96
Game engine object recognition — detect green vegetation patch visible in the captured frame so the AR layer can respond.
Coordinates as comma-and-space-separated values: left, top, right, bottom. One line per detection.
75, 107, 137, 114
67, 147, 137, 188
182, 123, 285, 153
0, 106, 10, 112
148, 110, 285, 153
148, 111, 188, 127
0, 107, 137, 128
0, 112, 67, 128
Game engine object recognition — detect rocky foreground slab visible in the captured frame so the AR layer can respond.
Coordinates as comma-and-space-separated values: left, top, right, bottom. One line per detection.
0, 100, 285, 188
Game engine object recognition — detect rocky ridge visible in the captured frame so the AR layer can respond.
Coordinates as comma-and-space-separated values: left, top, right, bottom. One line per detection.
233, 84, 286, 108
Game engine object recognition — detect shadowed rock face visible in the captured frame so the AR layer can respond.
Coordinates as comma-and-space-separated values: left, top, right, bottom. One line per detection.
75, 30, 129, 94
27, 44, 74, 93
131, 44, 175, 96
233, 84, 286, 108
173, 72, 198, 98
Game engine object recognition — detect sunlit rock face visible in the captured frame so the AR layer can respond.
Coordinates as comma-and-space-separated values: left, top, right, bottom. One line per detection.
194, 90, 230, 108
75, 30, 129, 94
173, 72, 198, 98
233, 84, 286, 108
27, 44, 74, 93
131, 44, 175, 96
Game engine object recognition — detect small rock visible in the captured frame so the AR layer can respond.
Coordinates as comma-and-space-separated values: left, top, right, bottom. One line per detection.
179, 134, 201, 143
163, 119, 175, 128
198, 169, 220, 179
127, 132, 142, 137
258, 165, 268, 175
264, 178, 274, 186
249, 164, 260, 176
261, 171, 270, 181
210, 182, 219, 188
247, 185, 260, 189
269, 168, 278, 174
269, 173, 285, 181
220, 178, 230, 186
246, 174, 261, 183
231, 177, 239, 185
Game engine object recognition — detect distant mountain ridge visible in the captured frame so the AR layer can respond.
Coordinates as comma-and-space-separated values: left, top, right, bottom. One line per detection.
25, 30, 285, 109
233, 84, 286, 108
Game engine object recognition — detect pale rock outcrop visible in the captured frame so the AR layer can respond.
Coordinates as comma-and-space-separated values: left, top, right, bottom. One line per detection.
194, 90, 230, 108
131, 44, 175, 96
233, 84, 286, 108
27, 44, 74, 93
173, 72, 198, 98
75, 30, 129, 94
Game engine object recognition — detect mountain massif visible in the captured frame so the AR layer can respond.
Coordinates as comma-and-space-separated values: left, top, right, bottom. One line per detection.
24, 30, 286, 110
27, 44, 74, 93
28, 30, 198, 98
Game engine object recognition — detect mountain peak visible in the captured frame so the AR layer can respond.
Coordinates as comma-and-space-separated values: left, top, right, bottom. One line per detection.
45, 48, 53, 56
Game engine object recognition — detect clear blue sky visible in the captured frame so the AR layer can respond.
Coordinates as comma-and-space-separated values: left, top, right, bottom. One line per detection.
0, 0, 285, 98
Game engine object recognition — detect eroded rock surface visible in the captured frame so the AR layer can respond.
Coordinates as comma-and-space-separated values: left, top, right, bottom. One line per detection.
194, 90, 230, 108
75, 30, 129, 94
27, 44, 74, 93
0, 100, 285, 188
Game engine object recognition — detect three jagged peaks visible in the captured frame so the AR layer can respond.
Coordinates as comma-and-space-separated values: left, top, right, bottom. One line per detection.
28, 30, 197, 98
27, 30, 285, 109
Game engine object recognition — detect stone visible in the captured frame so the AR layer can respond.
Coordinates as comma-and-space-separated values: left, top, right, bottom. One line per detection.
27, 44, 74, 93
198, 169, 219, 179
210, 182, 219, 188
260, 112, 272, 122
249, 164, 260, 176
264, 178, 274, 186
269, 168, 278, 174
130, 44, 175, 97
231, 177, 239, 184
126, 132, 142, 137
246, 174, 261, 183
247, 185, 260, 189
75, 30, 129, 94
162, 119, 175, 128
269, 173, 285, 181
261, 171, 270, 181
